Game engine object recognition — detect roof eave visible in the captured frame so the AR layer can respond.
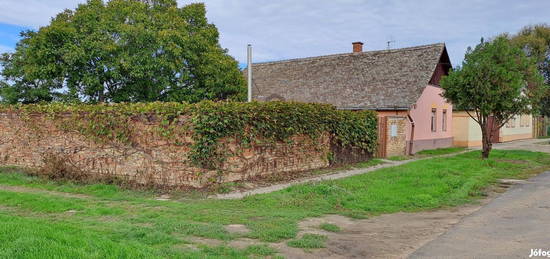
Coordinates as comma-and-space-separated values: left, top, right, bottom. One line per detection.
338, 106, 410, 111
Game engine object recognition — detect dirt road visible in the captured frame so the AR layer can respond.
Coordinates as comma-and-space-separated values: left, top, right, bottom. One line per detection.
409, 171, 550, 258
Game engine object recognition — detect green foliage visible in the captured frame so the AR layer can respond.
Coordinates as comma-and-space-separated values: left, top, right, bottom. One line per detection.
1, 101, 378, 169
508, 24, 550, 116
0, 0, 245, 104
441, 37, 547, 158
287, 234, 328, 249
319, 223, 341, 232
189, 101, 378, 169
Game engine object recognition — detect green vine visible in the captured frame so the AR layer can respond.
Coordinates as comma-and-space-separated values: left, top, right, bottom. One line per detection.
189, 101, 378, 169
1, 101, 378, 170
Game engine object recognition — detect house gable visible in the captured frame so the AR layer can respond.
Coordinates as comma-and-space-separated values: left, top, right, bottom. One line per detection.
429, 47, 452, 86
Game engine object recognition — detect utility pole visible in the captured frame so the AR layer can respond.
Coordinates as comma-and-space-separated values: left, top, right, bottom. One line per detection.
247, 44, 252, 102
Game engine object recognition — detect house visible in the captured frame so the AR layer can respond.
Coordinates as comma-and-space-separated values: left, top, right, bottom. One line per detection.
247, 42, 453, 155
453, 113, 533, 147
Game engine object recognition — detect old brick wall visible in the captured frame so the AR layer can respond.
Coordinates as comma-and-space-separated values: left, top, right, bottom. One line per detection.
385, 116, 407, 157
0, 113, 331, 188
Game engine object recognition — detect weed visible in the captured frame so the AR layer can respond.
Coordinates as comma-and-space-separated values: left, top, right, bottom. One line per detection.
287, 234, 328, 249
319, 223, 341, 232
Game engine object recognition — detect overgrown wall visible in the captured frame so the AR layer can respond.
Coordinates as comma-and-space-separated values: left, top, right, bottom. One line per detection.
0, 102, 377, 188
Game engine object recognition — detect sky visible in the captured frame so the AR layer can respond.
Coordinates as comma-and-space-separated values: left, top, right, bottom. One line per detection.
0, 0, 549, 67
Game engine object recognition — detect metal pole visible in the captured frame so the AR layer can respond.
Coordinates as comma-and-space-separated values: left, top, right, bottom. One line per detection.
247, 44, 252, 102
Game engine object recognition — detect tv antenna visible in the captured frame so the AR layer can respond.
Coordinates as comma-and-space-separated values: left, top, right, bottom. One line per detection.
387, 40, 395, 50
386, 35, 396, 50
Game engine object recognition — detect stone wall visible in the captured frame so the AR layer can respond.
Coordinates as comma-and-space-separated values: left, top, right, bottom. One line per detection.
0, 113, 332, 188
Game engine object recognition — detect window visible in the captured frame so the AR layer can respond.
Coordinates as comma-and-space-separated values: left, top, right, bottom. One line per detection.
442, 109, 447, 132
431, 108, 437, 132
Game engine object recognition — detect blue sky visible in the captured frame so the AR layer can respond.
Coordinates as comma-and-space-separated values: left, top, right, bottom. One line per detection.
0, 23, 26, 53
0, 0, 549, 66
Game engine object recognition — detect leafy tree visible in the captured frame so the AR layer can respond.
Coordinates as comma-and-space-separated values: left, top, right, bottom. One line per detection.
0, 0, 245, 104
508, 24, 550, 116
441, 37, 546, 159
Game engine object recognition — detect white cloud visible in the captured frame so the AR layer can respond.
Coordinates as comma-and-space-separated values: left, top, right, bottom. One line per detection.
1, 0, 549, 65
0, 0, 84, 28
187, 0, 550, 65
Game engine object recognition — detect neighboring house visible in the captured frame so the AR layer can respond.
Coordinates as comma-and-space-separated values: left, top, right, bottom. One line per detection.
453, 113, 533, 147
247, 42, 453, 154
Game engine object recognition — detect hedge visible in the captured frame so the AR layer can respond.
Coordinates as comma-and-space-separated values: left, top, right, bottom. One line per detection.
1, 101, 378, 169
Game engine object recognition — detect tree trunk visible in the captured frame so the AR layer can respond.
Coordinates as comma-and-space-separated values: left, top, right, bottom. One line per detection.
98, 91, 104, 103
481, 121, 493, 159
481, 133, 492, 159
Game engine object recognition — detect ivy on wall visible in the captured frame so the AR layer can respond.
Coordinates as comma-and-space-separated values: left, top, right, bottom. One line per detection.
1, 101, 378, 169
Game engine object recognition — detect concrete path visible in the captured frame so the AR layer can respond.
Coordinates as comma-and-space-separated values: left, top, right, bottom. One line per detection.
409, 171, 550, 259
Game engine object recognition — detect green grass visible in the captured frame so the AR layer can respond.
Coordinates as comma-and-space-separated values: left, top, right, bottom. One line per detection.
244, 244, 277, 256
387, 155, 412, 161
287, 234, 328, 249
387, 147, 466, 161
311, 159, 385, 176
416, 147, 466, 156
354, 159, 385, 168
319, 223, 341, 232
0, 150, 548, 258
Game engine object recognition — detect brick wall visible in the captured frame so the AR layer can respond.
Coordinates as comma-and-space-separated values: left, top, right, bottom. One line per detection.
385, 116, 407, 157
0, 113, 332, 188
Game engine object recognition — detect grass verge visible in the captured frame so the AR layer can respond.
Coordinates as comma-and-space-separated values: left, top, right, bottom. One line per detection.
0, 150, 548, 258
416, 147, 466, 156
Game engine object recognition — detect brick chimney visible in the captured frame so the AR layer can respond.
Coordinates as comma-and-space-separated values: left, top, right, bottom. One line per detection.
352, 42, 364, 53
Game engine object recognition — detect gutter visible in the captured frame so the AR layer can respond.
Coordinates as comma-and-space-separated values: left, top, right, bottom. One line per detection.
407, 110, 415, 156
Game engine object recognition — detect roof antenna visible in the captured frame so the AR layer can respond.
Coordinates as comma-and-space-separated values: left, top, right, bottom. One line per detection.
387, 40, 395, 50
387, 35, 395, 50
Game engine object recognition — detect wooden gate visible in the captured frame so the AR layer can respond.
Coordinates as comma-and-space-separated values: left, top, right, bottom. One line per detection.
533, 116, 548, 138
487, 116, 500, 143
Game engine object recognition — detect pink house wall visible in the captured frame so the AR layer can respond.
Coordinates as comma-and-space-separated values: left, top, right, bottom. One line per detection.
407, 85, 453, 153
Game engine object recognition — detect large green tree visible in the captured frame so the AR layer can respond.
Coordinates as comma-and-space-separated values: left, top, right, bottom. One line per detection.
0, 0, 245, 104
509, 24, 550, 116
441, 37, 546, 159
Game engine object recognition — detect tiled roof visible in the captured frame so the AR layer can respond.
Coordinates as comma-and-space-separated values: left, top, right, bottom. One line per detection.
247, 43, 448, 110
